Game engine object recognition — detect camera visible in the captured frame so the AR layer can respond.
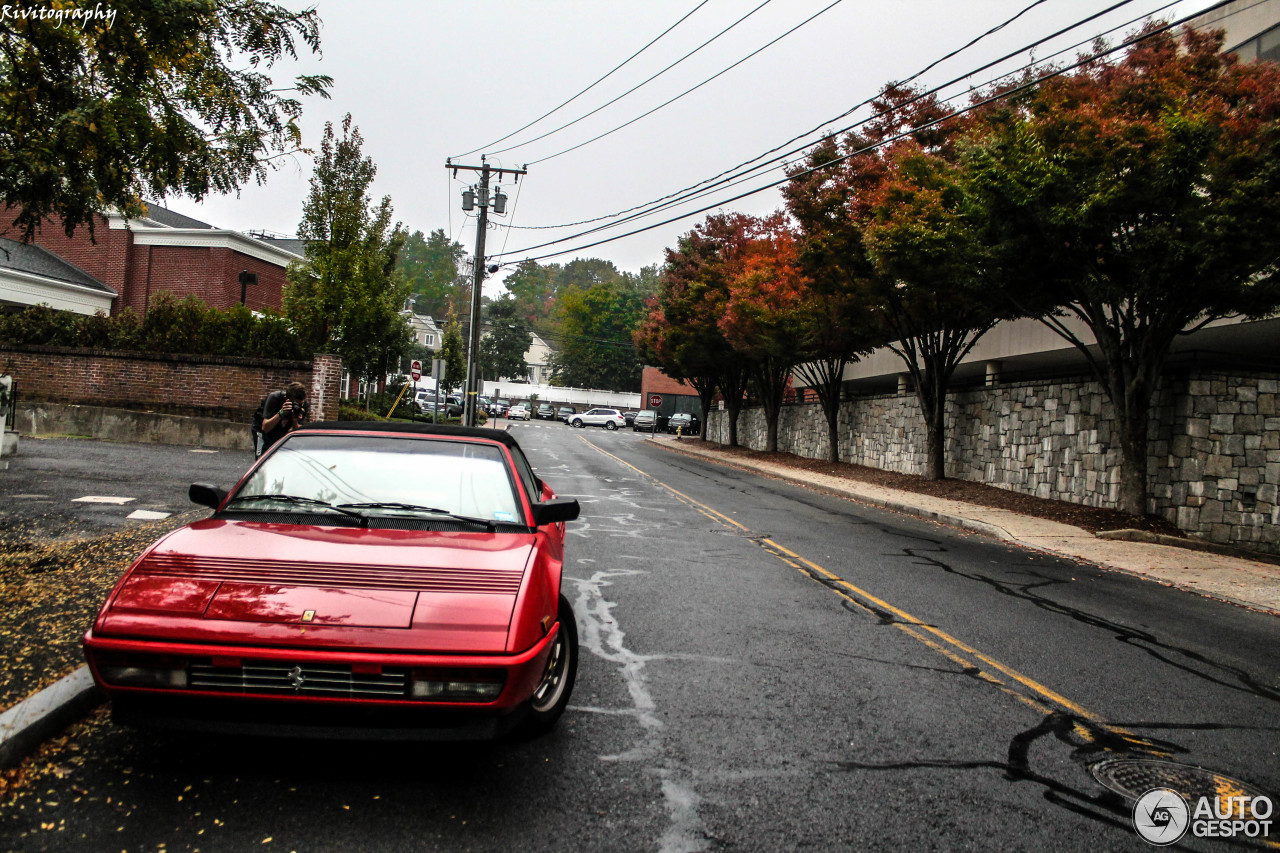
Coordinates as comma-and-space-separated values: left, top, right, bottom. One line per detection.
282, 399, 308, 421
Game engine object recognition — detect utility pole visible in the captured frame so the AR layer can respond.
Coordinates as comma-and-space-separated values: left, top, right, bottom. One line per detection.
447, 157, 526, 427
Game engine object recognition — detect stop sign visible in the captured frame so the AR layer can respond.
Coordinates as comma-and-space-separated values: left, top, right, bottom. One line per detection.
410, 360, 422, 381
649, 394, 662, 408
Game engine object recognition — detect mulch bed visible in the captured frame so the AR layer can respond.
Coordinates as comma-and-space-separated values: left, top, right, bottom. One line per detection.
680, 439, 1185, 538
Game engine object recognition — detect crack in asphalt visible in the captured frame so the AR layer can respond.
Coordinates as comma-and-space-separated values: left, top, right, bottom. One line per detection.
890, 545, 1280, 705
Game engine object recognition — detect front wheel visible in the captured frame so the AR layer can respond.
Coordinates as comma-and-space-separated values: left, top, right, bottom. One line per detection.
605, 421, 617, 431
524, 595, 578, 735
571, 418, 583, 428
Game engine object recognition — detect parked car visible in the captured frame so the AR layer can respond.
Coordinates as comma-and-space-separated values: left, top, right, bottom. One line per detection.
633, 410, 657, 432
556, 406, 575, 423
445, 395, 464, 417
491, 399, 511, 417
536, 403, 556, 420
569, 408, 626, 430
83, 421, 581, 740
507, 404, 530, 421
668, 413, 700, 435
622, 410, 639, 426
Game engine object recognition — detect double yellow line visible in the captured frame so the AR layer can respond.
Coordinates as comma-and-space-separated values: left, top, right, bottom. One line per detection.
582, 437, 1161, 752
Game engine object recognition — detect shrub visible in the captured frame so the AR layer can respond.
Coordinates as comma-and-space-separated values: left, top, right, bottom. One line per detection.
0, 296, 306, 359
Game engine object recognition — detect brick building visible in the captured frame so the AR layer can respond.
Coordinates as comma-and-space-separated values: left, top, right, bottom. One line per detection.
0, 203, 303, 317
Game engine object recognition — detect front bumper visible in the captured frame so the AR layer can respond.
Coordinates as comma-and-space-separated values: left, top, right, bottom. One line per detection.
83, 628, 558, 740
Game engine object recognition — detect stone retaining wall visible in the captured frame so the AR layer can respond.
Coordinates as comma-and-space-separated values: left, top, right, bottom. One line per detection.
707, 370, 1279, 555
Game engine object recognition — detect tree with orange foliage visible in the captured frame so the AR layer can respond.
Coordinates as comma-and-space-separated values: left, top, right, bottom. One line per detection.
720, 212, 809, 453
967, 24, 1280, 515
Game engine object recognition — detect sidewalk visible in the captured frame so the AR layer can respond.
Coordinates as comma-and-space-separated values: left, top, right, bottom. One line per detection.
647, 434, 1280, 616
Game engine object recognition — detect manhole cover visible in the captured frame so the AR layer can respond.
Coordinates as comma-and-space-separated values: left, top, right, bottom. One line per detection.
1092, 758, 1271, 805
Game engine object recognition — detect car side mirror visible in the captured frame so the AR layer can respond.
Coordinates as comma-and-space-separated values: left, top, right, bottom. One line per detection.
189, 483, 228, 510
531, 498, 580, 526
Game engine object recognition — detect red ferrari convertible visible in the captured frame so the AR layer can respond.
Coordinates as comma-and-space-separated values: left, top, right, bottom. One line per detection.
83, 422, 581, 740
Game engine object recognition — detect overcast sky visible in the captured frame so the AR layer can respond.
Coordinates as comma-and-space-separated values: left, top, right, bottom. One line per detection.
164, 0, 1224, 289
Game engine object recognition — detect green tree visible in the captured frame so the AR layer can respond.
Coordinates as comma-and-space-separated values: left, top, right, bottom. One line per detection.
966, 25, 1280, 515
503, 259, 559, 330
548, 279, 646, 391
437, 309, 468, 392
399, 229, 465, 319
480, 295, 533, 382
0, 1, 332, 240
284, 114, 410, 391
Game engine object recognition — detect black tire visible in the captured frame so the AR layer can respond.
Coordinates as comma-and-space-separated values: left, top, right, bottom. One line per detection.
571, 418, 583, 428
524, 595, 578, 735
605, 421, 617, 431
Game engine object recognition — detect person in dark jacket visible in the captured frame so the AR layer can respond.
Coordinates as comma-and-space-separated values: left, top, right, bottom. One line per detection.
259, 382, 309, 456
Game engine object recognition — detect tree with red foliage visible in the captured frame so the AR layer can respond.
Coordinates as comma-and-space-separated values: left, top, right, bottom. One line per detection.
966, 24, 1280, 515
788, 84, 1001, 479
720, 212, 809, 453
639, 214, 755, 445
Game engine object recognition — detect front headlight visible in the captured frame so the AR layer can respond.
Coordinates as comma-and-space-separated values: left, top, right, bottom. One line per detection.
409, 668, 504, 701
99, 665, 188, 689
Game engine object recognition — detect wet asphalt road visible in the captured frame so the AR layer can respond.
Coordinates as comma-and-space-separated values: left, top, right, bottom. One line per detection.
0, 437, 256, 542
1, 425, 1278, 852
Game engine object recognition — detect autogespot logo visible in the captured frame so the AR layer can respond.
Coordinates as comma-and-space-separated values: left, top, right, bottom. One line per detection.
1134, 788, 1190, 845
1133, 788, 1275, 845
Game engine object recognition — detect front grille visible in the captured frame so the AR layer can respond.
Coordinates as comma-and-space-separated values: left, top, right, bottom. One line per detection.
189, 660, 408, 699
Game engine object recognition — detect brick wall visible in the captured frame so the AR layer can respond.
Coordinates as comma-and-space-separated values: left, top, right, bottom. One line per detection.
0, 207, 130, 296
1, 207, 290, 316
0, 343, 333, 422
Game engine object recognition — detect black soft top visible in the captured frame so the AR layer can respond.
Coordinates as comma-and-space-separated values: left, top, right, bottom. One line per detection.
295, 420, 522, 450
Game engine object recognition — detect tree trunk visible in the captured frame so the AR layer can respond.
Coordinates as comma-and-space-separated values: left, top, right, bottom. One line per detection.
824, 398, 840, 463
915, 368, 947, 481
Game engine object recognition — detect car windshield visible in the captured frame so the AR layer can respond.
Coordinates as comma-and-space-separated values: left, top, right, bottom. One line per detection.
232, 434, 523, 524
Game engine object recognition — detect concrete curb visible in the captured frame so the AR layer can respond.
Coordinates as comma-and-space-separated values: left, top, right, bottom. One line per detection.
0, 666, 103, 769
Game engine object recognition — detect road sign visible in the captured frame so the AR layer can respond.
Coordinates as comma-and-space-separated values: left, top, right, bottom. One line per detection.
649, 394, 663, 408
432, 359, 446, 383
410, 360, 422, 381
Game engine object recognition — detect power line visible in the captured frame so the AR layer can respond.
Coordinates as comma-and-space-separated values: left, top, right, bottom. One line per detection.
499, 0, 1059, 232
500, 0, 1171, 257
525, 0, 848, 166
505, 1, 1236, 266
484, 0, 779, 158
452, 0, 714, 159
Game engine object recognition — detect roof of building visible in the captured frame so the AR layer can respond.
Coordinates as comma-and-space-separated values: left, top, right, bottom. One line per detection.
141, 204, 215, 230
256, 236, 307, 257
0, 237, 116, 295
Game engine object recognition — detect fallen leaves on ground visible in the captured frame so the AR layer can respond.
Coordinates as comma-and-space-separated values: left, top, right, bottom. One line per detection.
680, 439, 1184, 537
0, 511, 208, 710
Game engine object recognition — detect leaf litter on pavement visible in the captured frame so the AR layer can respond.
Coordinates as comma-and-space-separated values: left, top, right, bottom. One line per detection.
0, 509, 209, 711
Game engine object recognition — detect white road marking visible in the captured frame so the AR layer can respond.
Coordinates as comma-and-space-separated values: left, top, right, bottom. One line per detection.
126, 510, 171, 520
72, 496, 134, 504
569, 567, 710, 853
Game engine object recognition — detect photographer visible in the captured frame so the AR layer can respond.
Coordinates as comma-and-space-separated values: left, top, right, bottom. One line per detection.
259, 382, 309, 456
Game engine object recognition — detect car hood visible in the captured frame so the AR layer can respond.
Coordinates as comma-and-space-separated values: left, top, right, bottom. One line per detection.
99, 519, 536, 653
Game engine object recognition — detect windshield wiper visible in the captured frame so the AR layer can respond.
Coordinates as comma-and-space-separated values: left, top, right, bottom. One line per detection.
225, 494, 368, 525
336, 502, 498, 529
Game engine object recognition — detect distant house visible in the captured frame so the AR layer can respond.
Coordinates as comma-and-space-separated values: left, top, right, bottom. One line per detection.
402, 311, 443, 350
0, 203, 304, 317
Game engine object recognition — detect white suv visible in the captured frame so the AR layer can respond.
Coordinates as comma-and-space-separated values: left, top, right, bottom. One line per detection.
570, 408, 626, 430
